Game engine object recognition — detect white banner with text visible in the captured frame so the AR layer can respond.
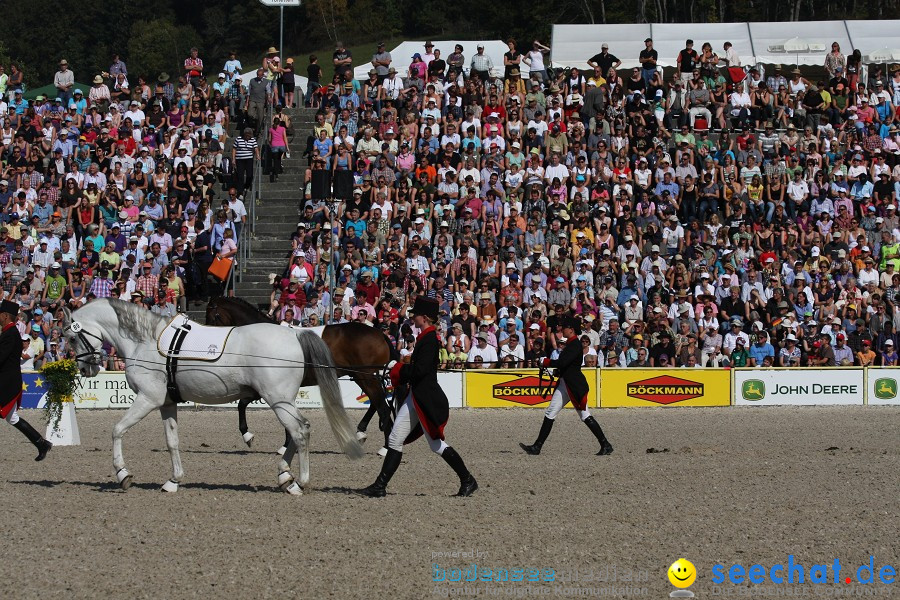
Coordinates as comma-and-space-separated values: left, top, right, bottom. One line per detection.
733, 368, 865, 406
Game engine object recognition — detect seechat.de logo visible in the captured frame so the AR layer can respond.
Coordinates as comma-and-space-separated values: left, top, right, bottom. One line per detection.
492, 376, 549, 406
627, 375, 704, 405
874, 378, 898, 400
742, 379, 766, 401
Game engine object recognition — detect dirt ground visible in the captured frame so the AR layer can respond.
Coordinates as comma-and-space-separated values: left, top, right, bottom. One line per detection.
1, 406, 897, 599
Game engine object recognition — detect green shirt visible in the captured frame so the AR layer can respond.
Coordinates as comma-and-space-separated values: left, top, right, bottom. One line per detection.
731, 348, 749, 367
46, 274, 66, 300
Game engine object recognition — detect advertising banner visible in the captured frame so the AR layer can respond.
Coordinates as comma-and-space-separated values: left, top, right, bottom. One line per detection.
19, 372, 430, 410
733, 368, 865, 405
599, 369, 731, 408
865, 368, 900, 406
465, 369, 597, 408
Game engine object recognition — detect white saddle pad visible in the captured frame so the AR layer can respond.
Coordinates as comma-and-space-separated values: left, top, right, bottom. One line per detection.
157, 315, 234, 361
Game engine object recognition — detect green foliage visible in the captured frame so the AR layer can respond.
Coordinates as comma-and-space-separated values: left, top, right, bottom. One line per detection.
40, 359, 79, 433
127, 19, 202, 81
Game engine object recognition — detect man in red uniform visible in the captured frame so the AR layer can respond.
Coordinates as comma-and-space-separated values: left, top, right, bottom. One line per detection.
358, 296, 477, 497
0, 300, 52, 461
520, 316, 613, 456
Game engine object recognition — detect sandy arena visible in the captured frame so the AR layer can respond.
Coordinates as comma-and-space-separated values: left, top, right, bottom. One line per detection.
1, 406, 897, 599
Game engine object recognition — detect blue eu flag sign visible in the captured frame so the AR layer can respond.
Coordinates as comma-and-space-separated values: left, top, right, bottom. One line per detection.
20, 372, 48, 409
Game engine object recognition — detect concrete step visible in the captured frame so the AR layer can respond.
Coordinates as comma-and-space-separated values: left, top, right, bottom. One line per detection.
265, 174, 305, 183
259, 190, 303, 200
252, 239, 294, 251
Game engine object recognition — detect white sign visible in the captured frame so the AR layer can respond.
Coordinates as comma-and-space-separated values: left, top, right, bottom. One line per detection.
259, 0, 300, 6
866, 368, 900, 405
439, 371, 464, 408
734, 369, 865, 406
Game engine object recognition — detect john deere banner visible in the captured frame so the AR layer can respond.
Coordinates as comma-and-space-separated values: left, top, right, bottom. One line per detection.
466, 369, 597, 408
734, 368, 865, 405
866, 368, 900, 405
599, 369, 731, 407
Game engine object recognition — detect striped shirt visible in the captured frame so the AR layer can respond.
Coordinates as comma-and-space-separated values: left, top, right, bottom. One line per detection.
233, 136, 258, 160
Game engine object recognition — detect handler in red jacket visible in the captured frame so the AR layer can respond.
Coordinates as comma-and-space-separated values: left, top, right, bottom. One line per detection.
359, 296, 477, 497
0, 300, 52, 461
520, 315, 613, 456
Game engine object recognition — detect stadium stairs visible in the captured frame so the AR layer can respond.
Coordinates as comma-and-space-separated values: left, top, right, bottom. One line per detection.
232, 106, 318, 311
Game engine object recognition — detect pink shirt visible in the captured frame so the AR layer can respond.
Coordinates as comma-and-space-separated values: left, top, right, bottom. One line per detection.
270, 126, 288, 148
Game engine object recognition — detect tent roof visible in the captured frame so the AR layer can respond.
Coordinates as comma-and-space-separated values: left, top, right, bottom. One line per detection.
353, 40, 531, 81
551, 20, 900, 69
748, 21, 849, 66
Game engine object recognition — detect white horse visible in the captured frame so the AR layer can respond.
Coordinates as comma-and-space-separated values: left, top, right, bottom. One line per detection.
61, 298, 362, 495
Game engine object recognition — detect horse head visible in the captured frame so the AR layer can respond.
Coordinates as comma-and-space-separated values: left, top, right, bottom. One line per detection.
61, 304, 103, 378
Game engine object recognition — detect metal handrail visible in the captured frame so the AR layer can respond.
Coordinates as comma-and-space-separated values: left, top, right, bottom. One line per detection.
230, 102, 275, 296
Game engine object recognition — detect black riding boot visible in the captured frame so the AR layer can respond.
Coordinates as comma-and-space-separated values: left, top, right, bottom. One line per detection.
13, 418, 52, 461
441, 446, 478, 496
584, 416, 613, 455
358, 448, 402, 497
520, 417, 554, 455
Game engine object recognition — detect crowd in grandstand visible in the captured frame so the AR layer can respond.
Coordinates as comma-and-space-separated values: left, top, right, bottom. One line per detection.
0, 50, 251, 369
4, 36, 900, 371
294, 38, 900, 369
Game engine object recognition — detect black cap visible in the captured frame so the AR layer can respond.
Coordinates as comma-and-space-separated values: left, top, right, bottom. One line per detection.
0, 299, 19, 316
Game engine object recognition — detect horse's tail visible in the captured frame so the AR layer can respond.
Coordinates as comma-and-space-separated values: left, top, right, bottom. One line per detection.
295, 330, 363, 459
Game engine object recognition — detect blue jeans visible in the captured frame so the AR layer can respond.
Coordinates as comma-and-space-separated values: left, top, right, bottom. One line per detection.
642, 67, 657, 86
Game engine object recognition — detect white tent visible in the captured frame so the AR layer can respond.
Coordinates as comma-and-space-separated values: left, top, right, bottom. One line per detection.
749, 21, 847, 66
352, 40, 531, 81
651, 22, 753, 67
550, 22, 752, 70
846, 20, 900, 59
551, 20, 900, 69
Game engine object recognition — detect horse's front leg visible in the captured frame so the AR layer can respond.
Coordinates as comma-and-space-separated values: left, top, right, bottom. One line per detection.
112, 394, 159, 490
159, 402, 184, 492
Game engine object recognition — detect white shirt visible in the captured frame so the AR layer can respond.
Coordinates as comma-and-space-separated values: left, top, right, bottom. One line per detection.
544, 163, 569, 182
467, 343, 498, 366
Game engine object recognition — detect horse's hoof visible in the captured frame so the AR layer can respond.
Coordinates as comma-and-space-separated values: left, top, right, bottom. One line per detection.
377, 447, 388, 457
242, 432, 255, 447
116, 468, 133, 490
356, 431, 368, 443
276, 446, 287, 456
278, 471, 301, 495
161, 480, 179, 493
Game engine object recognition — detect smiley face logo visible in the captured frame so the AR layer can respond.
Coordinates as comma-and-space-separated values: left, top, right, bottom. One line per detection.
668, 558, 697, 588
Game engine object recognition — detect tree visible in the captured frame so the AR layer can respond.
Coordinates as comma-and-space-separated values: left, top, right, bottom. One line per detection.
127, 19, 202, 81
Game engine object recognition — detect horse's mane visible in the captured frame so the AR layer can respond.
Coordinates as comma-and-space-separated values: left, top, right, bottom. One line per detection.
108, 299, 167, 341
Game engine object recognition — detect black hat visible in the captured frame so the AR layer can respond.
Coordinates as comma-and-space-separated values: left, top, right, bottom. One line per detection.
411, 296, 439, 321
560, 316, 578, 330
0, 299, 19, 316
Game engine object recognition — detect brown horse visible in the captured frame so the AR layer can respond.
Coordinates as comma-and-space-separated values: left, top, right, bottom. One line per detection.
205, 297, 396, 452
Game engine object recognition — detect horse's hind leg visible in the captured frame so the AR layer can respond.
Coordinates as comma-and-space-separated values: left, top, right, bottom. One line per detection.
112, 395, 159, 490
159, 402, 184, 492
268, 399, 309, 495
237, 397, 255, 446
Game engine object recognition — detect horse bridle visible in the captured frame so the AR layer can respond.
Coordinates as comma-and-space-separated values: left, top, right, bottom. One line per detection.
64, 321, 105, 366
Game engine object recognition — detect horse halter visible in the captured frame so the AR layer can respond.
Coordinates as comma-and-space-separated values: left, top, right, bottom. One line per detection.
65, 321, 105, 365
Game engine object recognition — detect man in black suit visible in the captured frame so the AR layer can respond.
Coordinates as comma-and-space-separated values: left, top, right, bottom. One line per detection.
0, 300, 51, 461
520, 316, 613, 456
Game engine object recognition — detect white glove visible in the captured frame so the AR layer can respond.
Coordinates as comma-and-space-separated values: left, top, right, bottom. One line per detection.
387, 360, 397, 370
